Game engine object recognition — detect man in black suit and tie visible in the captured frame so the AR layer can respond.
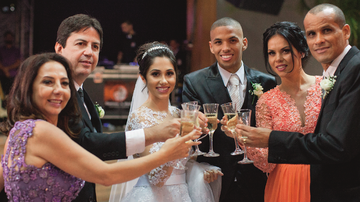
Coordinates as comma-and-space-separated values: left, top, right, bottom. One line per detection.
54, 14, 184, 202
238, 4, 360, 201
182, 17, 276, 202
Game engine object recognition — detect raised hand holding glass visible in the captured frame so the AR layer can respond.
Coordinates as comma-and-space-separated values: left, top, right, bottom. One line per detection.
237, 109, 253, 164
221, 102, 243, 155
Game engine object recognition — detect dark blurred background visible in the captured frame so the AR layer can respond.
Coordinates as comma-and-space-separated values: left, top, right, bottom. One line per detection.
32, 0, 187, 64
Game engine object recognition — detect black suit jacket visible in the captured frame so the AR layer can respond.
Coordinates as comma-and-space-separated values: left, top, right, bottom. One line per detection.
72, 89, 127, 202
269, 46, 360, 202
182, 63, 276, 202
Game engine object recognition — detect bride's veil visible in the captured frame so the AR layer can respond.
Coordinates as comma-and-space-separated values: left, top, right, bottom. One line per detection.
109, 75, 222, 202
127, 75, 148, 120
109, 75, 148, 202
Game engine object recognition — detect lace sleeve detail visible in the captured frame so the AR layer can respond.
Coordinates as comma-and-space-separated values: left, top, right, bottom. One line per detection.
125, 112, 137, 131
125, 107, 159, 131
246, 92, 276, 173
127, 106, 177, 186
147, 142, 175, 186
169, 106, 180, 118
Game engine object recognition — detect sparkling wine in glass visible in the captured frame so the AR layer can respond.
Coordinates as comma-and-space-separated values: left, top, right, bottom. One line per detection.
237, 109, 253, 164
182, 102, 205, 156
175, 109, 198, 169
203, 103, 220, 157
221, 102, 243, 155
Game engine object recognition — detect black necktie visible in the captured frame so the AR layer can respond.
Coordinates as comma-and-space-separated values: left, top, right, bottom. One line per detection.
78, 88, 85, 103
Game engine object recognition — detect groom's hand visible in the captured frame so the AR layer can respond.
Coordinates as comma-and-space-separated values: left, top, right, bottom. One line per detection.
144, 118, 181, 146
197, 112, 210, 134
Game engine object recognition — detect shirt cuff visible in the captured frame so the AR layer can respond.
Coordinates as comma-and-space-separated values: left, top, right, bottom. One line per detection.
126, 129, 145, 156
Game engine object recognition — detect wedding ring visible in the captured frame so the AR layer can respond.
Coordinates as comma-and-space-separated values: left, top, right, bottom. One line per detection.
242, 138, 247, 144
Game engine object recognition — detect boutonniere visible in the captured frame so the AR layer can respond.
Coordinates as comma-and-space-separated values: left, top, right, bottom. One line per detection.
249, 82, 264, 104
95, 102, 105, 118
320, 76, 336, 99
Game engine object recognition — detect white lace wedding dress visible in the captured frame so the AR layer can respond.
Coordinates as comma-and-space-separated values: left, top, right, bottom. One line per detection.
120, 105, 220, 202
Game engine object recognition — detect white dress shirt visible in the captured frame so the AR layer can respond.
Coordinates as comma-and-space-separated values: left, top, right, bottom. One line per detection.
323, 45, 351, 77
218, 61, 247, 107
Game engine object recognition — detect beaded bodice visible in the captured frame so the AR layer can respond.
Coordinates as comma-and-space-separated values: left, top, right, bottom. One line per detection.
247, 76, 322, 173
1, 119, 85, 201
126, 106, 183, 186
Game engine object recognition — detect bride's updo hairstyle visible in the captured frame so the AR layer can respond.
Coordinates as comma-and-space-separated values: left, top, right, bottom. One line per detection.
136, 41, 178, 82
263, 21, 309, 76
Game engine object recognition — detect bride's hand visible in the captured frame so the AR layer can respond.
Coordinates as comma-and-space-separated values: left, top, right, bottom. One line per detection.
160, 129, 201, 161
203, 169, 223, 183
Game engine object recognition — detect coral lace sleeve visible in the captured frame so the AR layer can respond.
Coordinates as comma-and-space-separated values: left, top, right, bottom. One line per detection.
246, 92, 276, 173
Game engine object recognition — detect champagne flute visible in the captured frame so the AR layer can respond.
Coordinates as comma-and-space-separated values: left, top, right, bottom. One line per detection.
175, 109, 198, 169
237, 109, 253, 164
182, 102, 205, 156
203, 103, 220, 157
221, 102, 244, 155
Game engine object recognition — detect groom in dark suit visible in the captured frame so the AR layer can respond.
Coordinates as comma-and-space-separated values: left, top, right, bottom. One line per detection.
239, 4, 360, 202
182, 17, 276, 202
54, 14, 182, 202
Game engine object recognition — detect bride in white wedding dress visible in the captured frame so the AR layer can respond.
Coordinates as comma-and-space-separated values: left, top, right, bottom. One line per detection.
110, 42, 222, 202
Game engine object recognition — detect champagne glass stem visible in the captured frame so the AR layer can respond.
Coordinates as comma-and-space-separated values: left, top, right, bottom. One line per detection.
204, 130, 219, 157
191, 139, 206, 156
238, 139, 253, 164
231, 130, 243, 155
209, 131, 214, 152
244, 146, 249, 159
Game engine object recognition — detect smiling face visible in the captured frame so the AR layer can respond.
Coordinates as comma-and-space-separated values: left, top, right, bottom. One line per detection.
267, 34, 303, 78
304, 10, 350, 70
141, 56, 176, 101
32, 61, 71, 124
55, 27, 100, 85
209, 25, 248, 73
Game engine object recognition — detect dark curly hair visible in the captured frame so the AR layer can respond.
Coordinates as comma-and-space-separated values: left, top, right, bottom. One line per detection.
0, 53, 81, 137
263, 21, 309, 76
136, 41, 177, 89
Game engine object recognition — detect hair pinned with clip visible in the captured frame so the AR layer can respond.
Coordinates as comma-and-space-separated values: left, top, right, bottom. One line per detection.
141, 46, 171, 60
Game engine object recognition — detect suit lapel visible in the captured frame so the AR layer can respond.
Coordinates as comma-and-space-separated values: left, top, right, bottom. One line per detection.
205, 63, 232, 105
77, 91, 95, 132
83, 89, 102, 133
205, 64, 259, 110
316, 47, 359, 129
244, 65, 259, 109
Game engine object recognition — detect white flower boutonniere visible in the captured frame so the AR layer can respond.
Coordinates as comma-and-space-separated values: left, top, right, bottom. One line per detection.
320, 76, 336, 99
95, 102, 105, 118
249, 82, 264, 104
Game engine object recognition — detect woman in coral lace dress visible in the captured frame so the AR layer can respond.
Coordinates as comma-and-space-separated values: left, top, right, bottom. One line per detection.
247, 22, 322, 202
221, 21, 322, 201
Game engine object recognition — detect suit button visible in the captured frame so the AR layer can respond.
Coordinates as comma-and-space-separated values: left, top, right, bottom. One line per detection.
103, 153, 107, 157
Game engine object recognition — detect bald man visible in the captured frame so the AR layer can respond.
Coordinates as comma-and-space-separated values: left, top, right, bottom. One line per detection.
237, 4, 360, 201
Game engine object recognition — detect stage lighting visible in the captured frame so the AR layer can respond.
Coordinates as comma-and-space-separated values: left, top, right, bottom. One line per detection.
1, 1, 16, 14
